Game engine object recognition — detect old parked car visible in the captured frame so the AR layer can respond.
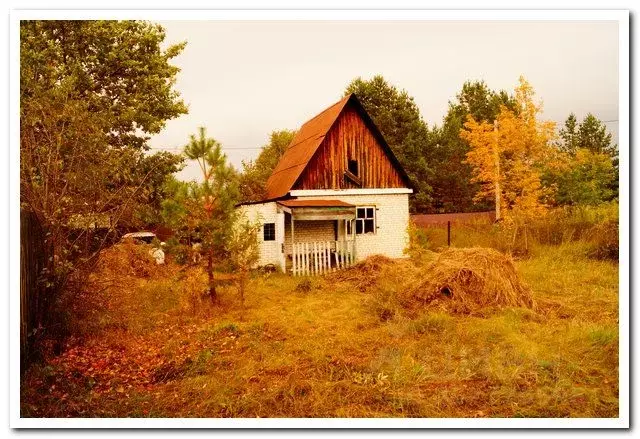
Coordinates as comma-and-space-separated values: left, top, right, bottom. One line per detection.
121, 232, 166, 264
121, 231, 157, 244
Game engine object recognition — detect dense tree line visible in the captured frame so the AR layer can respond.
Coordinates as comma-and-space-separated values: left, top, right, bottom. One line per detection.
238, 75, 618, 215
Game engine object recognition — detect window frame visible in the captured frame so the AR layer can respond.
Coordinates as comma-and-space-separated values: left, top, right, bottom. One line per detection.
263, 222, 276, 241
347, 206, 376, 236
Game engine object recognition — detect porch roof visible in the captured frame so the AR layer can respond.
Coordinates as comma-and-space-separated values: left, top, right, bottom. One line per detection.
277, 199, 355, 221
277, 199, 354, 208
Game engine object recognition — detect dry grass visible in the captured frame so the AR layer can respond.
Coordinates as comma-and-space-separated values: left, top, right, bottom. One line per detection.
21, 241, 619, 418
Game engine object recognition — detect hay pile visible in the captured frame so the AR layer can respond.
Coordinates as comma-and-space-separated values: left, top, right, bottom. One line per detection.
330, 255, 406, 292
401, 248, 535, 313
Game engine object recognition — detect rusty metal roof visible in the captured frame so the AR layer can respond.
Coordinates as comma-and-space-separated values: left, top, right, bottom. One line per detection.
265, 94, 352, 199
277, 199, 355, 208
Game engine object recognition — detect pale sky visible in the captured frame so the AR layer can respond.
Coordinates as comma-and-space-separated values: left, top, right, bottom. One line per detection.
147, 20, 619, 181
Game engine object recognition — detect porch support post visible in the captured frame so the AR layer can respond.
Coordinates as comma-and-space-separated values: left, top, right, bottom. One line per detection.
352, 218, 357, 263
276, 210, 286, 272
291, 216, 295, 275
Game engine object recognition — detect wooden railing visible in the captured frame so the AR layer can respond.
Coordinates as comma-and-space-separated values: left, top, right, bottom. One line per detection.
292, 240, 355, 276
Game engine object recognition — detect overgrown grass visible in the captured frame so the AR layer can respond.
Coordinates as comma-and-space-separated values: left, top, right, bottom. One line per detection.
412, 202, 619, 261
21, 224, 619, 418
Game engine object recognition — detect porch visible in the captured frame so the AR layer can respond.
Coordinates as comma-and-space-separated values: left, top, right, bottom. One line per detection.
277, 199, 357, 276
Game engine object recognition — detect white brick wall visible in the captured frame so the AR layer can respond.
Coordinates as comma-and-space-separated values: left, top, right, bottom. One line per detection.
238, 191, 410, 269
237, 202, 284, 269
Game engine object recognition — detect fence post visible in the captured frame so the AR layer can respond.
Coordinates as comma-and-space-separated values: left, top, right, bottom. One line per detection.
313, 242, 318, 275
447, 220, 451, 247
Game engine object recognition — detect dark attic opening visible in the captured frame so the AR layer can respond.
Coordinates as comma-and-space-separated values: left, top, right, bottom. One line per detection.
345, 159, 362, 186
348, 159, 359, 176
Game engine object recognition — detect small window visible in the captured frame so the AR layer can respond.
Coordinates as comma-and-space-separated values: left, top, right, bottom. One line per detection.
348, 206, 376, 235
348, 159, 359, 176
263, 223, 276, 241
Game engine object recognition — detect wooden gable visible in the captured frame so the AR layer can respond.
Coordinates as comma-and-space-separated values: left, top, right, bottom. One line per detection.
264, 94, 411, 200
292, 101, 407, 191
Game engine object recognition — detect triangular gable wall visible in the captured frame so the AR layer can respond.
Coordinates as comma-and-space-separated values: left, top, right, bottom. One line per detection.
293, 101, 407, 191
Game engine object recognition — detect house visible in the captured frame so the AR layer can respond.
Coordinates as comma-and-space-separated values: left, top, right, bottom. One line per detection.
237, 93, 413, 275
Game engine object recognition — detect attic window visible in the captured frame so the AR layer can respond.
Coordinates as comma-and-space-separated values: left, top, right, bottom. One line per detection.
344, 159, 362, 186
348, 159, 359, 176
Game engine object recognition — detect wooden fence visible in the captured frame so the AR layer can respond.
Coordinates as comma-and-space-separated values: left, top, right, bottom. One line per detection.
411, 211, 495, 228
292, 240, 355, 276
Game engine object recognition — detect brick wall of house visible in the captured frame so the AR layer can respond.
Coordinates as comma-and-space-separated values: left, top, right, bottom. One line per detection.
239, 192, 410, 269
238, 202, 283, 268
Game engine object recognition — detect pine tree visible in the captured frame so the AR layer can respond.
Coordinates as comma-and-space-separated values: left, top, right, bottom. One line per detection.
183, 127, 239, 302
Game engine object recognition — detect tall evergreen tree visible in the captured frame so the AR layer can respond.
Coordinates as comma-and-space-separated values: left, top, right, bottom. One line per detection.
181, 127, 239, 302
559, 113, 579, 154
549, 113, 618, 204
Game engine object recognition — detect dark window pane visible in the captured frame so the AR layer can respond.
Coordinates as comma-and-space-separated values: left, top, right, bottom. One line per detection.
263, 223, 275, 241
364, 219, 375, 234
356, 220, 363, 234
357, 208, 366, 218
348, 159, 359, 176
346, 220, 352, 235
366, 208, 374, 218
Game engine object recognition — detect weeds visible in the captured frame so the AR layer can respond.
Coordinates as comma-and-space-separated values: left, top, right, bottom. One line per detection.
21, 221, 619, 418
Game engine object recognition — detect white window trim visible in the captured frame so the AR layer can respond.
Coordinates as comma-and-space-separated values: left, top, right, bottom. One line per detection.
347, 206, 377, 236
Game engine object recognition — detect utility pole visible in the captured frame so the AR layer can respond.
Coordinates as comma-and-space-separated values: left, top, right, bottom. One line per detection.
494, 119, 501, 222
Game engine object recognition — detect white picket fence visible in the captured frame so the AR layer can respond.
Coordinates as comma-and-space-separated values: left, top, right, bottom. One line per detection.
292, 240, 356, 276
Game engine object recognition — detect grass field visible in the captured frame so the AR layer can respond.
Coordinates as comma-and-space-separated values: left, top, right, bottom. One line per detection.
20, 233, 619, 418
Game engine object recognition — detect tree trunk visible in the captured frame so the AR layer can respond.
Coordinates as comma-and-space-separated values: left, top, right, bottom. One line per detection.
207, 249, 216, 303
239, 273, 246, 307
494, 119, 501, 222
511, 224, 519, 256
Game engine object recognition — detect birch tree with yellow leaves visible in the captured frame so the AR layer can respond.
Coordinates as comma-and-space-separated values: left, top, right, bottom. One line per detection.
461, 77, 556, 227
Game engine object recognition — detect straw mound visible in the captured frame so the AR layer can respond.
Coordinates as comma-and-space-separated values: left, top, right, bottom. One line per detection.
97, 241, 157, 278
400, 248, 535, 313
330, 255, 405, 292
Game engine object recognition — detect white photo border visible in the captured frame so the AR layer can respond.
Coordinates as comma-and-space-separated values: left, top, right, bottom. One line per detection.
9, 8, 630, 430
